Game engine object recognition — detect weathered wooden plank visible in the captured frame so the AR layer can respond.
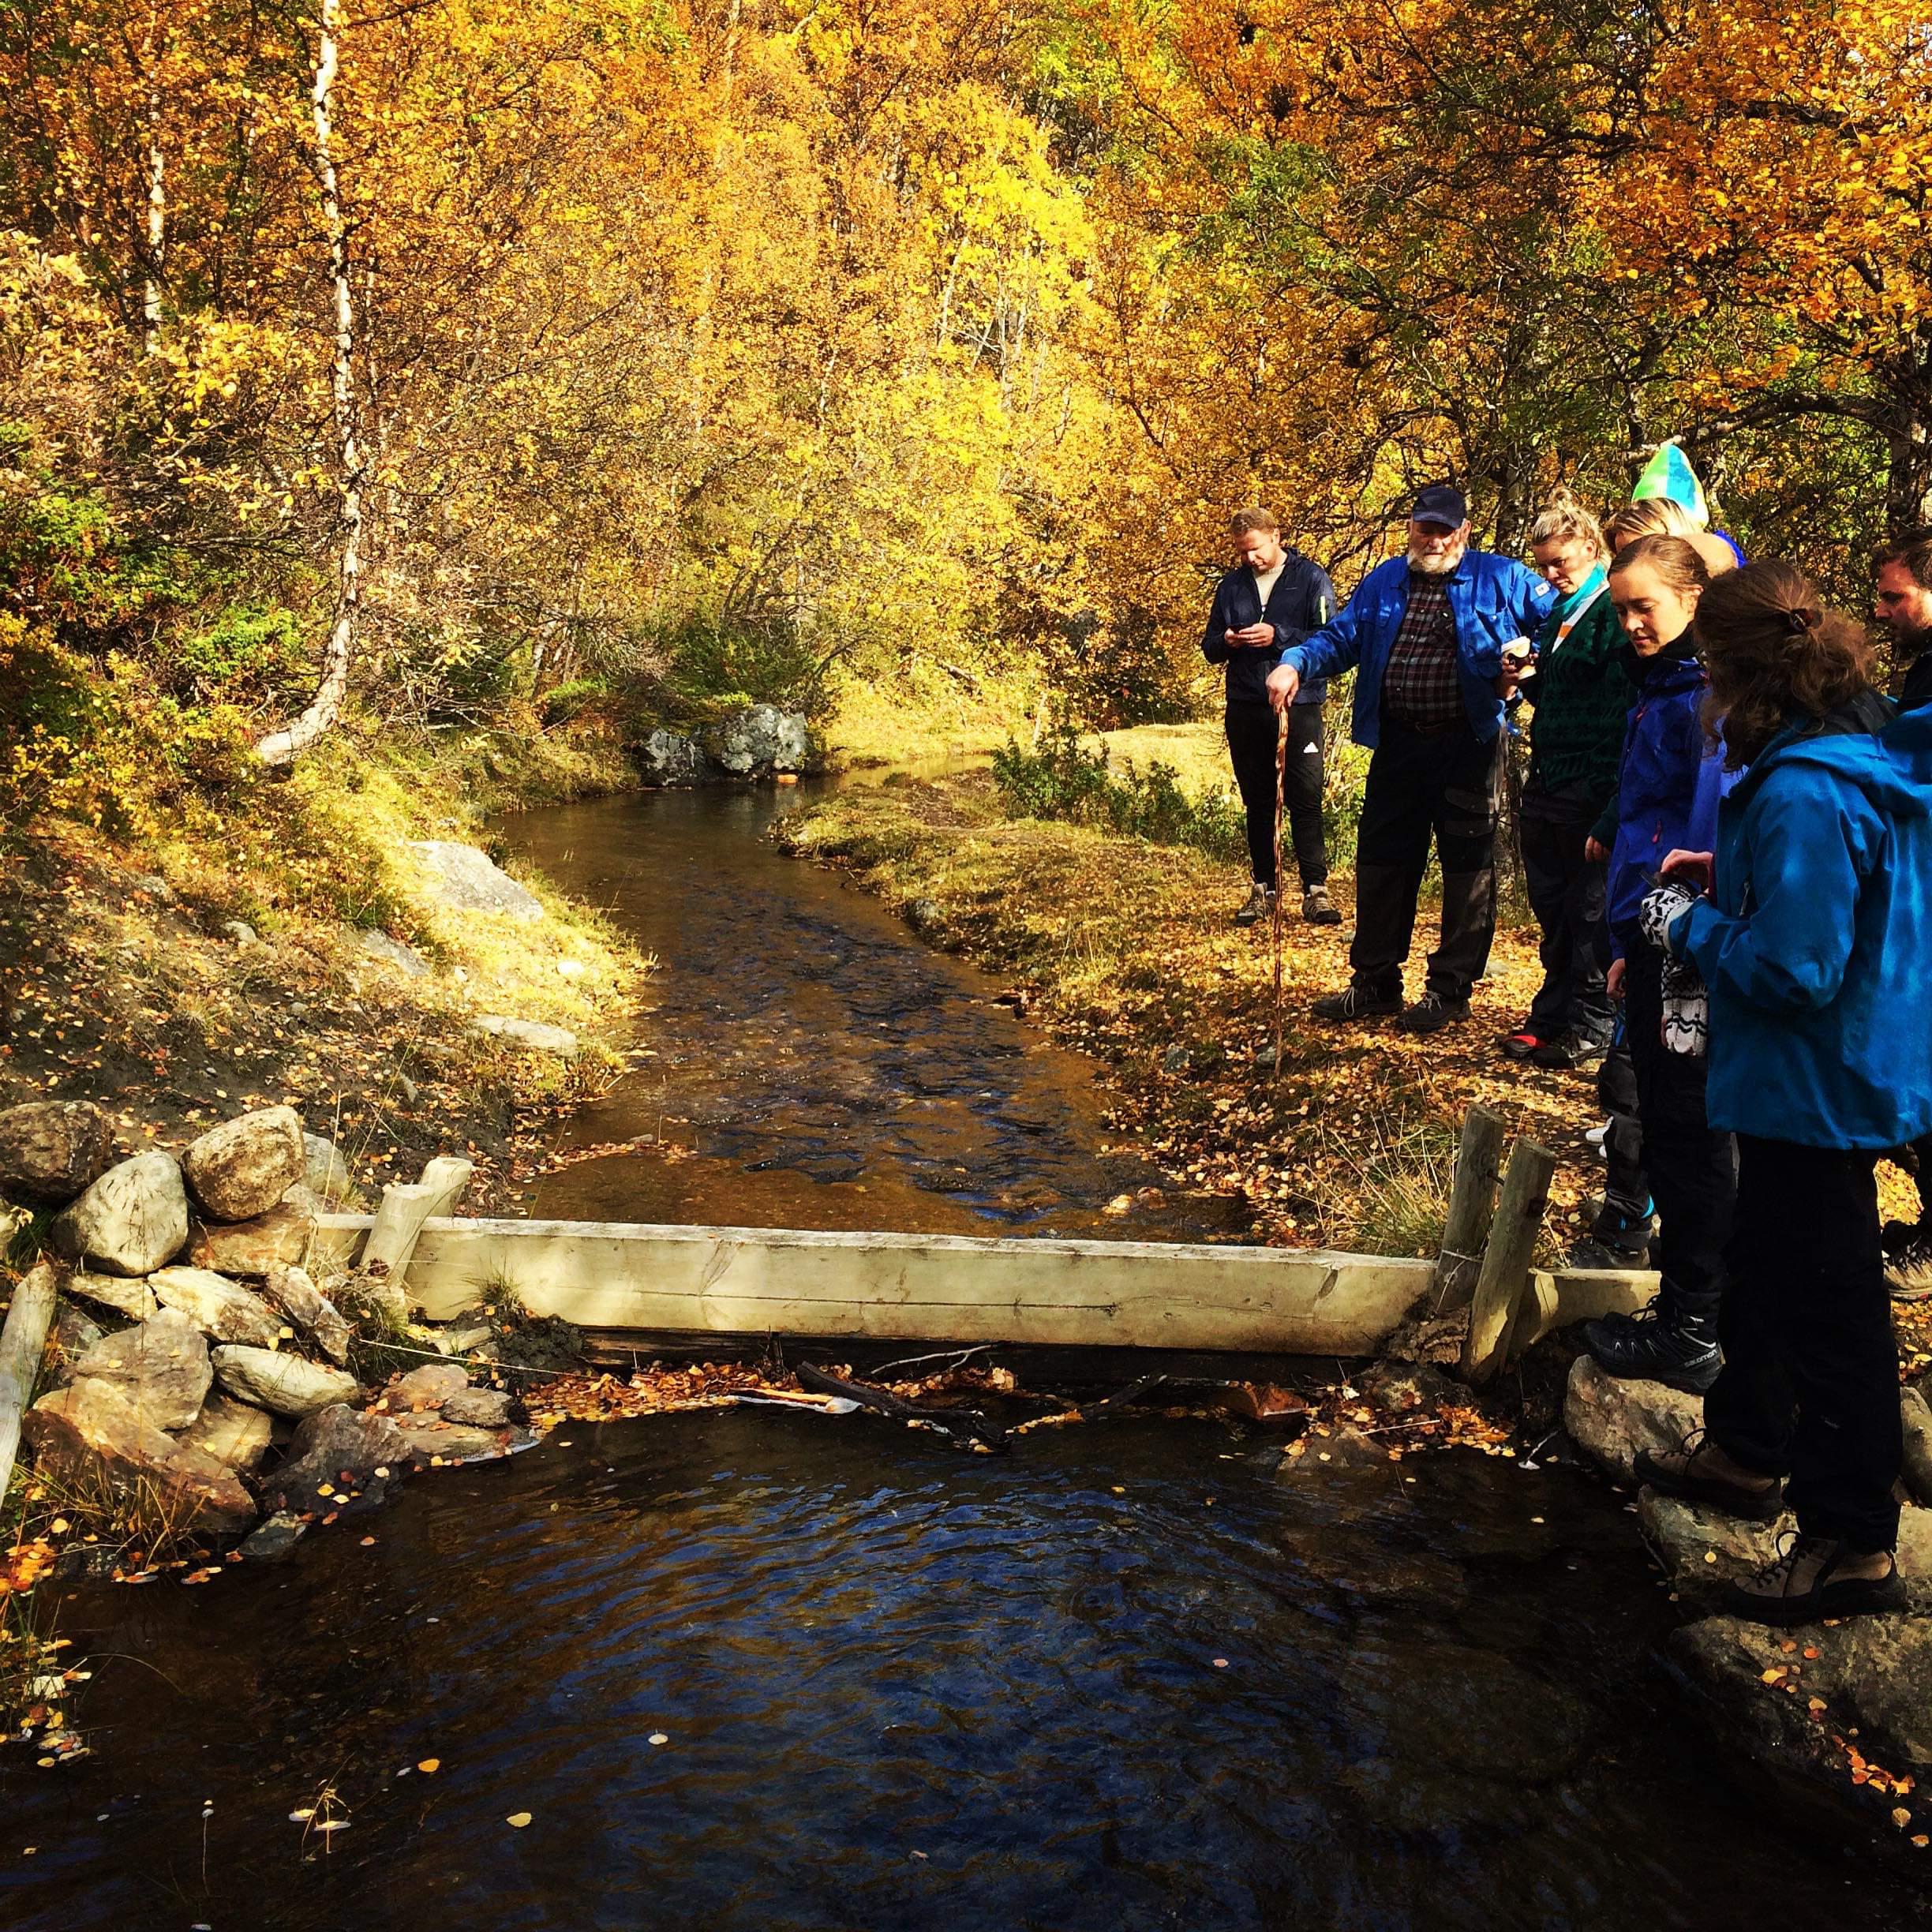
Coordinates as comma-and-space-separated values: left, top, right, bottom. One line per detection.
1458, 1138, 1557, 1389
1432, 1106, 1505, 1315
315, 1215, 1434, 1354
0, 1260, 61, 1504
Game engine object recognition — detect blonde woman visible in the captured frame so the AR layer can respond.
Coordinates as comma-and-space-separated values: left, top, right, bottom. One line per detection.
1604, 497, 1741, 578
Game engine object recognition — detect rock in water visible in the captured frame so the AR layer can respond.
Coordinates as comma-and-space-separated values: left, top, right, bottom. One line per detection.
181, 1106, 306, 1222
440, 1387, 514, 1428
396, 1418, 511, 1463
470, 1015, 579, 1058
189, 1193, 320, 1278
212, 1346, 360, 1417
404, 840, 545, 919
51, 1152, 189, 1276
148, 1266, 284, 1347
1561, 1354, 1703, 1484
177, 1395, 274, 1473
237, 1511, 309, 1562
302, 1133, 355, 1207
24, 1379, 256, 1537
636, 728, 712, 787
0, 1100, 116, 1207
390, 1361, 470, 1410
261, 1402, 410, 1514
70, 1308, 213, 1432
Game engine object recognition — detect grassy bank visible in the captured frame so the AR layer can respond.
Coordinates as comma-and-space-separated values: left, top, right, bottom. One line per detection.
0, 713, 646, 1215
782, 768, 1619, 1256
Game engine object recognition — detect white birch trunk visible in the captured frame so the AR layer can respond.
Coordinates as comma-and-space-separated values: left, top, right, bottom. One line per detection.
143, 82, 165, 350
258, 0, 361, 769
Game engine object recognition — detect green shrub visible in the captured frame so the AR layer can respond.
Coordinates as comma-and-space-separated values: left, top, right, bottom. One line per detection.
991, 725, 1246, 862
173, 605, 310, 706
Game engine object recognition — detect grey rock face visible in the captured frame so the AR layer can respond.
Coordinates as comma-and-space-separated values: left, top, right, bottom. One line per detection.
470, 1016, 579, 1058
149, 1265, 285, 1347
404, 841, 546, 919
440, 1387, 513, 1428
189, 1193, 319, 1278
72, 1308, 212, 1432
636, 728, 713, 787
0, 1100, 117, 1207
358, 929, 430, 976
1561, 1354, 1703, 1485
178, 1394, 275, 1473
261, 1264, 354, 1366
261, 1402, 410, 1514
302, 1133, 355, 1206
212, 1346, 361, 1417
702, 704, 808, 776
51, 1152, 189, 1276
181, 1106, 306, 1222
390, 1362, 470, 1410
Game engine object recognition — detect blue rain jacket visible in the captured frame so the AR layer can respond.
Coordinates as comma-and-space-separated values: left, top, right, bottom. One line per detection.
1676, 695, 1932, 1149
1282, 549, 1552, 748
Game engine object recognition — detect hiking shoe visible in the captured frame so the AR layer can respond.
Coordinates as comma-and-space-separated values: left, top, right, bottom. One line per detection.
1530, 1030, 1608, 1070
1583, 1301, 1720, 1393
1233, 883, 1276, 927
1310, 985, 1402, 1023
1633, 1428, 1784, 1520
1882, 1220, 1932, 1301
1301, 884, 1342, 927
1720, 1533, 1905, 1626
1397, 990, 1470, 1035
1500, 1028, 1546, 1061
1589, 1197, 1656, 1261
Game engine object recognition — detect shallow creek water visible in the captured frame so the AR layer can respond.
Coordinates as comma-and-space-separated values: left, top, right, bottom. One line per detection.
4, 784, 1928, 1926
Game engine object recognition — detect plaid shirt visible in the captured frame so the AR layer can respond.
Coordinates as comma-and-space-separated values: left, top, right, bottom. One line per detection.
1381, 570, 1463, 733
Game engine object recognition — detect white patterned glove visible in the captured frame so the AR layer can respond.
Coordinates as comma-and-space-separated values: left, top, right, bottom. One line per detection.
1638, 880, 1699, 957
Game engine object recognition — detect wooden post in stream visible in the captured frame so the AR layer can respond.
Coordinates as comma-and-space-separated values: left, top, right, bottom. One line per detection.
0, 1260, 60, 1507
1432, 1106, 1505, 1314
361, 1155, 474, 1305
1458, 1137, 1556, 1391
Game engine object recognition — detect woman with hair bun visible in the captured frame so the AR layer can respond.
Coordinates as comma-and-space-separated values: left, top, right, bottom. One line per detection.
1636, 560, 1927, 1623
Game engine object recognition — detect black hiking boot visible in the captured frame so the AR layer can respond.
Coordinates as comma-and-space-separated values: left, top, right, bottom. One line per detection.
1397, 990, 1470, 1035
1720, 1533, 1906, 1626
1573, 1196, 1656, 1271
1634, 1427, 1785, 1521
1301, 882, 1342, 926
1583, 1299, 1720, 1394
1310, 984, 1402, 1023
1882, 1219, 1932, 1301
1234, 882, 1276, 927
1530, 1030, 1608, 1070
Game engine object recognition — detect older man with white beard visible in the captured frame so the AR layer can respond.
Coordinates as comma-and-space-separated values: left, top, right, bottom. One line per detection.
1267, 484, 1553, 1032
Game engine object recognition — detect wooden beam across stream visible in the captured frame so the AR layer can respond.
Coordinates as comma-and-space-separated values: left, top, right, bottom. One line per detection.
311, 1213, 1654, 1361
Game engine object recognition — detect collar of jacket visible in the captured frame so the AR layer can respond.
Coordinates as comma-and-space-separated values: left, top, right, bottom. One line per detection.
1556, 565, 1607, 618
1621, 627, 1701, 691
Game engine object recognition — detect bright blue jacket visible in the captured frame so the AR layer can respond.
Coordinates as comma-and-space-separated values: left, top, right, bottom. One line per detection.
1676, 696, 1932, 1150
1282, 549, 1553, 749
1602, 640, 1729, 963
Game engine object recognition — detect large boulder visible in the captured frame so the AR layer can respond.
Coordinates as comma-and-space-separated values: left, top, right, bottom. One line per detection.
261, 1265, 353, 1366
177, 1394, 274, 1474
1638, 1488, 1786, 1612
63, 1270, 161, 1321
70, 1308, 212, 1432
388, 1361, 470, 1411
700, 704, 808, 777
358, 929, 429, 978
635, 728, 712, 787
260, 1402, 409, 1515
51, 1152, 189, 1276
395, 1417, 514, 1463
211, 1345, 360, 1418
404, 840, 545, 920
24, 1378, 256, 1537
302, 1133, 354, 1207
189, 1190, 320, 1278
181, 1106, 305, 1222
0, 1100, 116, 1207
148, 1265, 284, 1348
1562, 1354, 1703, 1484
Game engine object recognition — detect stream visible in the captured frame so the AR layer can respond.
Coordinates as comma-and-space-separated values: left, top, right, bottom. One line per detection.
4, 781, 1928, 1928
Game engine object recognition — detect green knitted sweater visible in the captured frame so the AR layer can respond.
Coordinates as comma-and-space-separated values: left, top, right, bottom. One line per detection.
1524, 583, 1637, 804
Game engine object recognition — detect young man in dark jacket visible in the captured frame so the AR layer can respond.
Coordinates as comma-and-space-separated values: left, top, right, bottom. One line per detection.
1202, 508, 1341, 927
1874, 526, 1932, 1296
1267, 484, 1554, 1032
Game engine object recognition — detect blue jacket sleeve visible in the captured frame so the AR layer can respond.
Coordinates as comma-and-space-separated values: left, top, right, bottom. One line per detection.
1201, 577, 1232, 666
1284, 577, 1364, 684
1685, 741, 1728, 855
1679, 776, 1870, 1013
1512, 565, 1556, 640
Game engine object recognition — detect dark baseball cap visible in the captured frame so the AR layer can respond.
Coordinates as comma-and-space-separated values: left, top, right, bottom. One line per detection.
1411, 483, 1467, 529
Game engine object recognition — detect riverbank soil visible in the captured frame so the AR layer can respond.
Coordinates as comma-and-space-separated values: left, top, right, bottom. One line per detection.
0, 727, 645, 1214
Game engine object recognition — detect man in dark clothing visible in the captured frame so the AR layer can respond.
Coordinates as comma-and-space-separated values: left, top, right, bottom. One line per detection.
1874, 526, 1932, 1296
1201, 507, 1341, 927
1267, 484, 1554, 1032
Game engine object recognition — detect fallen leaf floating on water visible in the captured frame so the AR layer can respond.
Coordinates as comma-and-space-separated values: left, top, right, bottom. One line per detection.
417, 1758, 440, 1773
290, 1808, 316, 1822
507, 1812, 533, 1829
648, 1733, 669, 1747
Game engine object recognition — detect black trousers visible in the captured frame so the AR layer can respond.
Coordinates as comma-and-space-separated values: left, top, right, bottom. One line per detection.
1624, 939, 1734, 1322
1350, 721, 1499, 1002
1597, 1027, 1650, 1223
1518, 781, 1612, 1045
1226, 701, 1327, 889
1706, 1136, 1902, 1552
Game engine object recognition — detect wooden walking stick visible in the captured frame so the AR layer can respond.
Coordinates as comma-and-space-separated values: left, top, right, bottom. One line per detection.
1271, 702, 1290, 1071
